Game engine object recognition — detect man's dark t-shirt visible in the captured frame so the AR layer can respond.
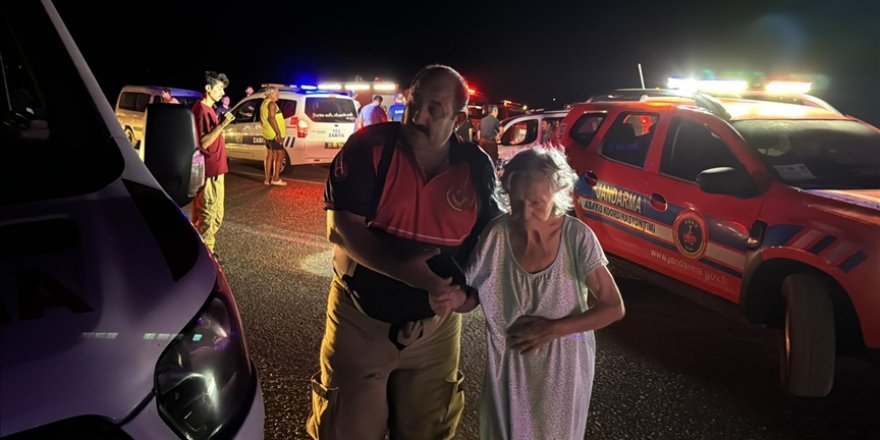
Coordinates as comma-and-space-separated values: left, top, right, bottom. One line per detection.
324, 123, 500, 323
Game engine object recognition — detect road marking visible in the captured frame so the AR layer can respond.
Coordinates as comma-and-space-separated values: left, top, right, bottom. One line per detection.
225, 221, 328, 249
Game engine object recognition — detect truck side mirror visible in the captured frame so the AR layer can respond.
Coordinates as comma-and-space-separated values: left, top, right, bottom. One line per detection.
143, 103, 199, 207
697, 167, 761, 198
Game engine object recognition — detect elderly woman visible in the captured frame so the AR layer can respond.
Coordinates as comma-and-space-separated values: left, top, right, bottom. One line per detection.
436, 147, 626, 440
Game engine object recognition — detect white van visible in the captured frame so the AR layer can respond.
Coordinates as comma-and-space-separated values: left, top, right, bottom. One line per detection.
224, 85, 358, 174
497, 109, 569, 163
115, 85, 203, 159
0, 2, 264, 438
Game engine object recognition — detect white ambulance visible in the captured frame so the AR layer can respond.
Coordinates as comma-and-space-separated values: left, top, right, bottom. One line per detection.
0, 1, 265, 438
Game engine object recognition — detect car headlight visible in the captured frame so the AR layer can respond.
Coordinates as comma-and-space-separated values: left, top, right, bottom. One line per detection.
155, 272, 257, 440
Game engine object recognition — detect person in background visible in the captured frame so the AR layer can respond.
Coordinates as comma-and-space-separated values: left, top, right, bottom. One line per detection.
159, 87, 179, 104
454, 111, 474, 143
191, 71, 235, 256
260, 86, 287, 186
477, 104, 502, 165
308, 64, 502, 440
540, 119, 554, 145
215, 95, 232, 118
388, 92, 406, 122
355, 94, 388, 130
625, 114, 653, 137
442, 147, 626, 440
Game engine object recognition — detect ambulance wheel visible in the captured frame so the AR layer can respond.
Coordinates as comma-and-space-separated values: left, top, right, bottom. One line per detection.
779, 273, 835, 397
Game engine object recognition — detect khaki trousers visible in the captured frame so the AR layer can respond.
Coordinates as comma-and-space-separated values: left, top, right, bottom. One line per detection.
191, 174, 224, 252
307, 278, 465, 440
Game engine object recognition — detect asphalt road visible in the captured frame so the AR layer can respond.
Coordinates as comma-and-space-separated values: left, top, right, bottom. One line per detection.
216, 159, 879, 440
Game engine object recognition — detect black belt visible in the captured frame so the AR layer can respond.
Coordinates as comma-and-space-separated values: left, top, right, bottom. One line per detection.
340, 264, 434, 324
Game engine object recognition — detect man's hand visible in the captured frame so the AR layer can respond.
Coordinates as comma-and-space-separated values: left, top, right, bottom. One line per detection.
507, 315, 558, 354
428, 288, 467, 318
221, 111, 235, 127
400, 248, 455, 293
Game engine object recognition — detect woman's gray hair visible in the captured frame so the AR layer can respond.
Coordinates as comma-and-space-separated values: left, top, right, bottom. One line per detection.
499, 147, 578, 216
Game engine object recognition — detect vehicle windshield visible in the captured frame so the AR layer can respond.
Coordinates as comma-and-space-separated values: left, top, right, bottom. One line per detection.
1, 2, 122, 205
733, 119, 880, 190
305, 97, 356, 123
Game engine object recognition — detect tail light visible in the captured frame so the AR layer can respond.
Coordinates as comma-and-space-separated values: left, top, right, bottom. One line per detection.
289, 116, 309, 138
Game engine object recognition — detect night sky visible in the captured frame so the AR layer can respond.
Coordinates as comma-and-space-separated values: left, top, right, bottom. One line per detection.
55, 0, 879, 125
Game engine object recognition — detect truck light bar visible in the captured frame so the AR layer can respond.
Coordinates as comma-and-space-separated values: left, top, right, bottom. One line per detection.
765, 81, 812, 94
667, 77, 748, 95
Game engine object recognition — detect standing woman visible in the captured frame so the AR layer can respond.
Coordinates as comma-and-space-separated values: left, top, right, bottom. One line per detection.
444, 147, 626, 440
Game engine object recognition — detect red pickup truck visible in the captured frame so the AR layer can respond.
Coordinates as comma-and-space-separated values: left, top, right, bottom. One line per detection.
557, 90, 879, 397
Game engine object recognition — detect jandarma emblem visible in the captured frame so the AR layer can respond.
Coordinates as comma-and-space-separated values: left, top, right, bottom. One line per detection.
673, 210, 708, 259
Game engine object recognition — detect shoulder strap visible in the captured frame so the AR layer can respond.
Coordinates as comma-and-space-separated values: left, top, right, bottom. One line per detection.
455, 143, 502, 263
368, 124, 399, 219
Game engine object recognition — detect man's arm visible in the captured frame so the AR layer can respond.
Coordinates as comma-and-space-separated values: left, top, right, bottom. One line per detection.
267, 101, 283, 143
327, 209, 455, 293
200, 112, 234, 151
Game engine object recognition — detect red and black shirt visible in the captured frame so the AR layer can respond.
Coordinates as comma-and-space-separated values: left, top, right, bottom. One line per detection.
324, 122, 500, 323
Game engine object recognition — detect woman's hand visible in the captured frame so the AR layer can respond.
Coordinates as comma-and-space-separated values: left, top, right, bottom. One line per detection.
507, 315, 558, 354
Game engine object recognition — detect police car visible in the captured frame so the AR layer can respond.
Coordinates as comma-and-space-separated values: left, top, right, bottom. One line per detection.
1, 1, 264, 438
224, 85, 358, 175
558, 90, 880, 397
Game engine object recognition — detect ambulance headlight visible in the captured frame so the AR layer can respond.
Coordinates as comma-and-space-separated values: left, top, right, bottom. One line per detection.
155, 274, 257, 440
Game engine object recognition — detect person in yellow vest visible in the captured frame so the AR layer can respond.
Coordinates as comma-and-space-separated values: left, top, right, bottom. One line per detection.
261, 86, 288, 186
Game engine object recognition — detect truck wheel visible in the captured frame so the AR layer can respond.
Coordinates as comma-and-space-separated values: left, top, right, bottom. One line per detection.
779, 273, 835, 397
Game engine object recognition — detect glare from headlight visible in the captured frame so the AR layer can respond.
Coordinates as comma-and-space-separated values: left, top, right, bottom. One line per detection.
154, 285, 255, 440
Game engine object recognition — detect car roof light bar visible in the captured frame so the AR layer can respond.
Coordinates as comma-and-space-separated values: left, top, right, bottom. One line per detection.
587, 88, 731, 120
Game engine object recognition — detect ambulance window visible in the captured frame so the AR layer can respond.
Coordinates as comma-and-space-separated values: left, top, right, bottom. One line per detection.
661, 118, 743, 182
1, 2, 121, 205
